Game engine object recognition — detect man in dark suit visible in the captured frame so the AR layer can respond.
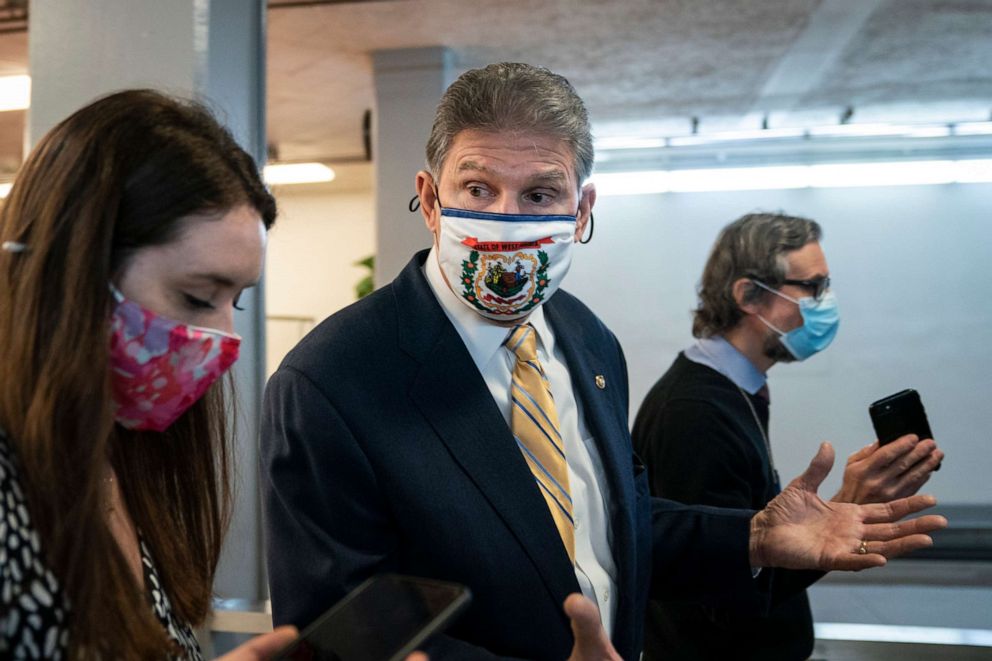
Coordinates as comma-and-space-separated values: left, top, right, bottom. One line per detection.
261, 64, 944, 660
632, 212, 944, 660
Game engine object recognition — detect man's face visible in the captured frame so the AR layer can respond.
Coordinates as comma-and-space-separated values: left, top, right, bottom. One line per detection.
416, 129, 594, 242
759, 241, 830, 362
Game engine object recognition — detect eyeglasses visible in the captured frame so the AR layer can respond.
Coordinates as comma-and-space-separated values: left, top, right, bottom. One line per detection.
750, 274, 831, 301
780, 276, 831, 301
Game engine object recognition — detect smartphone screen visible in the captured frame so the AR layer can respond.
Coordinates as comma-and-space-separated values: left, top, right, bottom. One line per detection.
273, 574, 470, 661
869, 389, 933, 445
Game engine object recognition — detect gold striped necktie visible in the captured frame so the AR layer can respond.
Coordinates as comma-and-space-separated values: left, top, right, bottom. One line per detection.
504, 323, 575, 563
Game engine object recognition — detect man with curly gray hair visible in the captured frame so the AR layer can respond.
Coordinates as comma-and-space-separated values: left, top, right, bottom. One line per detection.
633, 212, 944, 660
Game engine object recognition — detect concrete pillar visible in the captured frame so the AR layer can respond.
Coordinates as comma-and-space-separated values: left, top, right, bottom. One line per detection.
372, 47, 455, 286
29, 0, 269, 602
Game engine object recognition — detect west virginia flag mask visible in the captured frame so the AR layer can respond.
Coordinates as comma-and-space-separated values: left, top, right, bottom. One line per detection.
437, 207, 577, 321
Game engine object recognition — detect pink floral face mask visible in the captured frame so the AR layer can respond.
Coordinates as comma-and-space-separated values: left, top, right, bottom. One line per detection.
109, 287, 240, 432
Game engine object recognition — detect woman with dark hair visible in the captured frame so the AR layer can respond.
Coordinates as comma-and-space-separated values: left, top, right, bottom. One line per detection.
0, 89, 295, 659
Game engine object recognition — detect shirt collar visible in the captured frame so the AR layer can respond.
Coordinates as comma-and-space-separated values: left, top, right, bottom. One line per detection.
684, 335, 766, 395
423, 244, 553, 372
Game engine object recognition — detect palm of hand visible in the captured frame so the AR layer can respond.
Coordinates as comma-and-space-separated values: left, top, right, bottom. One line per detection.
756, 480, 872, 570
750, 442, 946, 572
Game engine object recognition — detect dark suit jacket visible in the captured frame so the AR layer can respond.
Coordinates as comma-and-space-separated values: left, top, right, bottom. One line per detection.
632, 353, 821, 661
261, 251, 766, 660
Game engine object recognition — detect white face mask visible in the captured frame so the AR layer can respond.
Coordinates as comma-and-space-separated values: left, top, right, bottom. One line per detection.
436, 206, 577, 321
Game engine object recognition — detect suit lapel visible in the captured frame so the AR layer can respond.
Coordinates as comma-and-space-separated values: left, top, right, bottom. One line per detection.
393, 252, 580, 609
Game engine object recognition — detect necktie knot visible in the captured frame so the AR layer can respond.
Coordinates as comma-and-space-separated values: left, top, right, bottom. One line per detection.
506, 324, 538, 362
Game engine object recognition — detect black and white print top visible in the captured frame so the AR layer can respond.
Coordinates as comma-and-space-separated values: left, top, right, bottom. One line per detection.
0, 432, 203, 659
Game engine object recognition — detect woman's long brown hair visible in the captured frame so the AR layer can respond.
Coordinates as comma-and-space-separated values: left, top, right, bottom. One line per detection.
0, 90, 275, 658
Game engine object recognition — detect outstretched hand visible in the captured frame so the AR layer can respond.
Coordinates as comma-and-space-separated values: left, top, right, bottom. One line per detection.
833, 434, 943, 504
749, 442, 947, 571
565, 594, 622, 661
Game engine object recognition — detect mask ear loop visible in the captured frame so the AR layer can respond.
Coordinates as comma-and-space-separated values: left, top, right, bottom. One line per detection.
579, 213, 594, 244
432, 186, 442, 213
408, 179, 442, 213
751, 278, 800, 305
743, 279, 787, 335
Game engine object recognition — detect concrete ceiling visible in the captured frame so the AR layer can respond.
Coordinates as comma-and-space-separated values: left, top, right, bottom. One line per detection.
1, 0, 991, 181
267, 0, 992, 167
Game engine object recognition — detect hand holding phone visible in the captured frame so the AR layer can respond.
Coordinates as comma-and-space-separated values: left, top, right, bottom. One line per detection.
272, 575, 470, 661
832, 389, 941, 503
869, 388, 941, 473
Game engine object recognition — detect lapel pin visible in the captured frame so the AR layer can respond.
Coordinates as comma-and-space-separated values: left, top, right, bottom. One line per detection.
595, 375, 606, 390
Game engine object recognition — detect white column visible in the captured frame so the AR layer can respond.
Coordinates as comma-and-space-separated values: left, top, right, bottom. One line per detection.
29, 0, 269, 602
372, 47, 455, 286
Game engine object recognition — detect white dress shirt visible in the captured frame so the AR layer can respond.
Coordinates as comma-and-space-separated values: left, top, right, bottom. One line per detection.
423, 245, 618, 636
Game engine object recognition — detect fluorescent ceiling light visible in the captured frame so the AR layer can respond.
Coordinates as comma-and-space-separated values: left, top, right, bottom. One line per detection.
668, 127, 807, 146
0, 75, 30, 112
807, 161, 956, 188
594, 136, 668, 151
955, 159, 992, 183
598, 120, 972, 151
263, 162, 335, 185
592, 171, 670, 196
900, 126, 953, 138
667, 165, 809, 192
954, 121, 992, 136
0, 161, 343, 196
591, 159, 992, 195
808, 123, 951, 138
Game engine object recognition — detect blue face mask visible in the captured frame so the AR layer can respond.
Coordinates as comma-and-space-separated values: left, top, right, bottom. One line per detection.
753, 281, 840, 361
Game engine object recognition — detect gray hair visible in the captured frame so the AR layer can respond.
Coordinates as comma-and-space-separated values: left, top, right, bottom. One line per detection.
426, 62, 594, 185
693, 212, 822, 338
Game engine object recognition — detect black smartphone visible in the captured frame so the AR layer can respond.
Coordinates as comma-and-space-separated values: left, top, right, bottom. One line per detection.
869, 389, 933, 445
272, 574, 471, 661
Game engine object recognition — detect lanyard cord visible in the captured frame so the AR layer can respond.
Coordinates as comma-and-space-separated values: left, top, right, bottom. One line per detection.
736, 385, 781, 490
737, 386, 773, 465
